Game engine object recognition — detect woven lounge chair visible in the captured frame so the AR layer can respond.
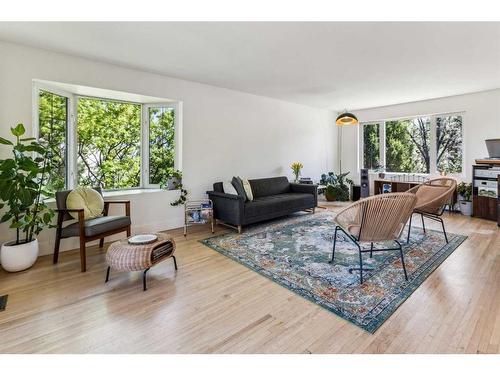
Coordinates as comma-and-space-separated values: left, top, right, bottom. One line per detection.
405, 177, 456, 244
330, 193, 417, 284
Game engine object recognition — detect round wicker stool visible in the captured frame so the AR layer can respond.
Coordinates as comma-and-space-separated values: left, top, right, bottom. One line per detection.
105, 232, 177, 291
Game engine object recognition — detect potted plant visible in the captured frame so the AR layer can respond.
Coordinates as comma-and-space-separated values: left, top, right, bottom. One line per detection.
457, 181, 472, 216
291, 162, 303, 183
161, 169, 188, 206
0, 124, 55, 272
374, 165, 386, 179
320, 172, 354, 202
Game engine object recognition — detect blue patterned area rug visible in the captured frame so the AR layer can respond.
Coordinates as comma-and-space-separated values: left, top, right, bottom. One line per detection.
201, 211, 467, 333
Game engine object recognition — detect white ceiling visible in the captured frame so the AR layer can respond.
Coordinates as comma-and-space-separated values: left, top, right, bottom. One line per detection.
1, 22, 499, 110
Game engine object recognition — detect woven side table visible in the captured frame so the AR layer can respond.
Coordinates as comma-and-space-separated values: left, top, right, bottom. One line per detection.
105, 232, 177, 291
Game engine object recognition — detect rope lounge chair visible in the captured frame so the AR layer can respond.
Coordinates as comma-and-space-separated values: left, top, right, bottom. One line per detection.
405, 177, 457, 244
331, 193, 417, 284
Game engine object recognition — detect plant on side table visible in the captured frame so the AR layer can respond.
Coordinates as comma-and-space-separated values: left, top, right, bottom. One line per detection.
457, 181, 472, 216
320, 172, 354, 202
0, 124, 55, 272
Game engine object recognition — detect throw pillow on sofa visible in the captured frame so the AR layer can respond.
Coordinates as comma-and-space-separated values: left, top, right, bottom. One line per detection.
241, 178, 254, 201
223, 181, 238, 195
231, 176, 247, 199
66, 187, 104, 220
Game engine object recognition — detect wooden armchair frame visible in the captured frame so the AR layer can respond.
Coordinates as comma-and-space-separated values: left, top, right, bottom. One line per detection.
53, 200, 131, 272
330, 193, 417, 284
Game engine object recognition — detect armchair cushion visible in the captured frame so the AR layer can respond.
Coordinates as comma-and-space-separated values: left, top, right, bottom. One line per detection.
61, 215, 131, 238
66, 187, 104, 220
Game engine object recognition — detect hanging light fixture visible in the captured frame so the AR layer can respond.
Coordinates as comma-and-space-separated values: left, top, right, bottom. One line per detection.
336, 109, 358, 174
336, 110, 358, 126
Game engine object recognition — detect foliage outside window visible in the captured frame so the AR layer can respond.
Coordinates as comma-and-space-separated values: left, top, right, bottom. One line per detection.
386, 117, 430, 173
149, 107, 175, 185
38, 90, 68, 192
436, 115, 463, 174
362, 123, 380, 170
77, 98, 141, 189
37, 88, 178, 191
361, 114, 463, 175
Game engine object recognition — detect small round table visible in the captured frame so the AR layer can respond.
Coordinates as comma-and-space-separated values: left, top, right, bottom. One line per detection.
105, 232, 177, 291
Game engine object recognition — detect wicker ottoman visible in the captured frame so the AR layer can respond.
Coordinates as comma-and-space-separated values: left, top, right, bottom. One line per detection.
105, 232, 177, 291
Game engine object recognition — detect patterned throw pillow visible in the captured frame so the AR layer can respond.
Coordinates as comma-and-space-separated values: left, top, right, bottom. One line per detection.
66, 187, 104, 220
240, 178, 254, 201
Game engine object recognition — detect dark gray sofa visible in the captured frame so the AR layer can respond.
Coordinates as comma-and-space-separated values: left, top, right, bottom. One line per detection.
207, 176, 317, 233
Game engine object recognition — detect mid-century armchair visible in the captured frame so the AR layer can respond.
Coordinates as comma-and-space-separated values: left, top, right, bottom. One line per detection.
53, 187, 131, 272
331, 193, 417, 284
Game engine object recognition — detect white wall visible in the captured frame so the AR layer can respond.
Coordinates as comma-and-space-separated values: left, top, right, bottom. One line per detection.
0, 41, 337, 256
340, 89, 500, 185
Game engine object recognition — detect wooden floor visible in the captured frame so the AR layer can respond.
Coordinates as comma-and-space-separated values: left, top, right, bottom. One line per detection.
0, 206, 499, 353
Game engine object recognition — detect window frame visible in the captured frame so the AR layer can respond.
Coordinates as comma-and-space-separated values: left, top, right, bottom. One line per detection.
359, 111, 465, 177
32, 83, 182, 191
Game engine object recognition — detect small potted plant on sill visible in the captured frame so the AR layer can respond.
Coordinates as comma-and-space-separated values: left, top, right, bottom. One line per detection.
0, 124, 55, 272
374, 165, 386, 179
161, 169, 188, 206
291, 162, 303, 183
457, 181, 472, 216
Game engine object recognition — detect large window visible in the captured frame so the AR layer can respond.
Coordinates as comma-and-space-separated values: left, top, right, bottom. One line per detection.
361, 113, 463, 175
38, 90, 68, 192
35, 85, 180, 192
77, 98, 141, 189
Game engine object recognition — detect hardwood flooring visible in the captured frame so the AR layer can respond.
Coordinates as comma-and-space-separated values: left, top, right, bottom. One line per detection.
0, 206, 498, 353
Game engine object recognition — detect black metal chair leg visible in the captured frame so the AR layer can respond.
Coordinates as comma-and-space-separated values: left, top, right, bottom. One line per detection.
330, 226, 339, 263
396, 240, 408, 281
439, 217, 449, 243
105, 266, 110, 283
172, 255, 178, 270
370, 242, 373, 258
358, 244, 364, 284
421, 213, 426, 233
143, 268, 150, 291
407, 213, 413, 244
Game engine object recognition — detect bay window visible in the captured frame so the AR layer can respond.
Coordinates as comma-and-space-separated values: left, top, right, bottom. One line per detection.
34, 83, 181, 192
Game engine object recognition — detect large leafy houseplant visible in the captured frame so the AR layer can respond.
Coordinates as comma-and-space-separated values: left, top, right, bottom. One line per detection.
320, 171, 354, 202
160, 169, 188, 206
0, 124, 55, 246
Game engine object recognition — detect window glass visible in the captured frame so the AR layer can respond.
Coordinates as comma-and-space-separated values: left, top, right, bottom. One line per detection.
436, 115, 463, 174
149, 107, 175, 185
363, 123, 380, 170
77, 97, 141, 189
38, 90, 68, 192
385, 117, 431, 173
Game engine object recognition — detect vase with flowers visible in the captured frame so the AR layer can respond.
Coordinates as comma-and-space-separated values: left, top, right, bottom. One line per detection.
290, 162, 303, 183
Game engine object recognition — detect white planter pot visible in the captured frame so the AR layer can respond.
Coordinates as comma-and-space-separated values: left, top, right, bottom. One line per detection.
459, 200, 472, 216
0, 239, 39, 272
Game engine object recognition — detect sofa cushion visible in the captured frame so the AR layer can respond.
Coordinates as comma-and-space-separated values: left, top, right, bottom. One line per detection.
241, 178, 254, 201
244, 193, 314, 218
222, 181, 238, 195
61, 215, 131, 238
248, 176, 290, 198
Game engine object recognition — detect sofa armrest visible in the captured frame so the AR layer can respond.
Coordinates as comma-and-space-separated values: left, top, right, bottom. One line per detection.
290, 183, 318, 206
206, 191, 244, 201
207, 191, 245, 225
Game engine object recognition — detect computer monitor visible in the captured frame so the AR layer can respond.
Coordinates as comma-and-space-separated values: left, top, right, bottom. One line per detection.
486, 139, 500, 158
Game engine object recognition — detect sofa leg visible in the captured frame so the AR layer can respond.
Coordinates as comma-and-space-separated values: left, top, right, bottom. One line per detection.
312, 207, 316, 214
237, 225, 242, 234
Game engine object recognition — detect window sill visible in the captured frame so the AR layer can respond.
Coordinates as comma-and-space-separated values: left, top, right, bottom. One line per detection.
45, 188, 177, 204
